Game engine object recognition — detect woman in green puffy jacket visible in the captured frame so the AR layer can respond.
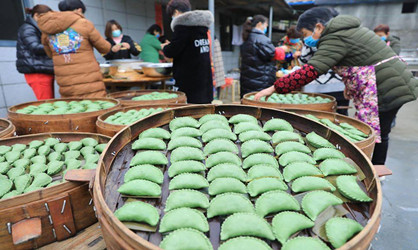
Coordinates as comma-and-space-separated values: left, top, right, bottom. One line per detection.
140, 24, 163, 63
255, 7, 418, 165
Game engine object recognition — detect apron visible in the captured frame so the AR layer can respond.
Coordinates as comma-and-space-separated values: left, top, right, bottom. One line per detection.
333, 55, 403, 143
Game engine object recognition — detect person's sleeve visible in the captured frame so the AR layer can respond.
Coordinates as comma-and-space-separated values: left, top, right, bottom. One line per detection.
87, 21, 111, 54
273, 64, 319, 93
126, 36, 141, 56
103, 39, 114, 60
255, 40, 276, 62
163, 30, 187, 58
307, 37, 347, 75
20, 26, 47, 56
41, 33, 53, 58
390, 37, 401, 55
151, 37, 162, 50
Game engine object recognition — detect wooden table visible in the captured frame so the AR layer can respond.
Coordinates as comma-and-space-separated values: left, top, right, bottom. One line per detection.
103, 74, 172, 92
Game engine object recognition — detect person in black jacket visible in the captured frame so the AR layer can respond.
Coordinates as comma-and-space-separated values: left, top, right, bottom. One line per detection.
163, 0, 214, 104
240, 15, 277, 97
16, 5, 54, 100
103, 20, 141, 60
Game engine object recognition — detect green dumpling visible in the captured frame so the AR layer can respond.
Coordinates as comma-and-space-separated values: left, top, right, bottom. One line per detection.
80, 146, 96, 157
292, 176, 335, 193
32, 172, 53, 187
239, 131, 271, 142
47, 152, 62, 162
255, 190, 300, 217
207, 193, 254, 218
208, 177, 247, 196
132, 138, 166, 150
114, 201, 160, 226
247, 164, 283, 181
11, 143, 27, 152
7, 166, 25, 180
234, 122, 262, 134
248, 177, 288, 197
241, 140, 273, 158
64, 150, 81, 160
5, 151, 21, 163
31, 155, 46, 164
275, 141, 311, 156
336, 175, 373, 202
29, 140, 44, 149
199, 114, 228, 124
171, 127, 202, 138
159, 208, 209, 233
47, 161, 64, 175
0, 178, 13, 197
124, 164, 163, 184
263, 118, 293, 132
118, 179, 161, 197
272, 131, 304, 145
130, 151, 168, 166
203, 139, 239, 156
24, 185, 42, 193
53, 143, 68, 153
319, 159, 357, 176
44, 138, 60, 147
0, 162, 11, 174
169, 173, 209, 190
200, 120, 231, 133
82, 162, 98, 169
22, 148, 37, 159
313, 147, 345, 161
306, 132, 335, 149
14, 174, 32, 193
206, 152, 241, 168
65, 159, 82, 170
37, 145, 51, 156
325, 217, 363, 248
95, 143, 107, 153
168, 137, 202, 150
283, 162, 323, 182
242, 153, 278, 169
29, 163, 47, 176
207, 163, 247, 182
139, 128, 171, 139
301, 191, 343, 221
2, 190, 21, 199
272, 212, 314, 244
168, 160, 206, 178
220, 213, 275, 241
165, 189, 209, 212
0, 145, 11, 155
202, 129, 237, 143
229, 114, 258, 124
170, 147, 204, 163
81, 137, 98, 147
13, 159, 30, 169
169, 117, 200, 131
160, 228, 213, 250
279, 151, 316, 167
218, 237, 272, 250
85, 154, 100, 164
68, 141, 83, 151
282, 237, 330, 250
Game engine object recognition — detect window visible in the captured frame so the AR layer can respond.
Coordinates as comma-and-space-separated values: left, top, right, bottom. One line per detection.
219, 14, 232, 51
401, 2, 417, 14
0, 0, 26, 46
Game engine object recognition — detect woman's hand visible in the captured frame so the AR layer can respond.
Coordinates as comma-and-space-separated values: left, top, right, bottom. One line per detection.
111, 44, 121, 53
293, 51, 301, 58
121, 42, 130, 49
254, 86, 276, 101
161, 42, 170, 49
343, 87, 351, 100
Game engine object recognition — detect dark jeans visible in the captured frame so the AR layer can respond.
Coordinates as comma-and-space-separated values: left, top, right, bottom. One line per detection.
371, 107, 400, 165
323, 91, 349, 116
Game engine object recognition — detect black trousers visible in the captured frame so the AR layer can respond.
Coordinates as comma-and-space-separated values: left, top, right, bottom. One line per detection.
371, 107, 400, 165
323, 91, 349, 116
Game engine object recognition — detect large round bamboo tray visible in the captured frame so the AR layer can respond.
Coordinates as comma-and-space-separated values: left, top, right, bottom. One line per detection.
0, 132, 110, 249
108, 90, 187, 107
0, 118, 15, 138
93, 105, 381, 250
242, 92, 337, 112
7, 98, 121, 135
287, 109, 376, 159
96, 104, 188, 137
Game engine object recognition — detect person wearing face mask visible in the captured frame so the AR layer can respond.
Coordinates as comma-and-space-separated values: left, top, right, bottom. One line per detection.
374, 24, 401, 55
16, 5, 54, 100
162, 0, 214, 104
240, 15, 280, 97
140, 24, 164, 63
255, 7, 418, 166
103, 20, 141, 60
38, 0, 111, 98
277, 26, 303, 71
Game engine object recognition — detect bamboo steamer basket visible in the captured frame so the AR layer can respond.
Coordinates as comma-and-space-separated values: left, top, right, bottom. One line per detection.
0, 118, 15, 138
7, 98, 121, 135
96, 104, 188, 137
107, 90, 187, 107
287, 109, 376, 159
242, 92, 337, 112
93, 104, 381, 250
0, 132, 110, 249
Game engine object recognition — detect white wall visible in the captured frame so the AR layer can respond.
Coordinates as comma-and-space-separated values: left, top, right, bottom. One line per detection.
0, 0, 156, 117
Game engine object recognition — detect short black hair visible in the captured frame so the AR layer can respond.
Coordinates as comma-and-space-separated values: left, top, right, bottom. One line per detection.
147, 24, 162, 34
296, 7, 339, 32
166, 0, 191, 16
59, 0, 86, 13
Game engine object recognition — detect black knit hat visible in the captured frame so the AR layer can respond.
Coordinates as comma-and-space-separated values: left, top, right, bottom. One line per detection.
296, 7, 339, 32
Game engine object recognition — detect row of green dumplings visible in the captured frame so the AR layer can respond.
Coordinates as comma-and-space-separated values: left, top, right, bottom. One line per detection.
113, 114, 372, 249
131, 92, 178, 101
0, 137, 106, 199
104, 107, 166, 125
247, 93, 333, 104
16, 100, 116, 115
